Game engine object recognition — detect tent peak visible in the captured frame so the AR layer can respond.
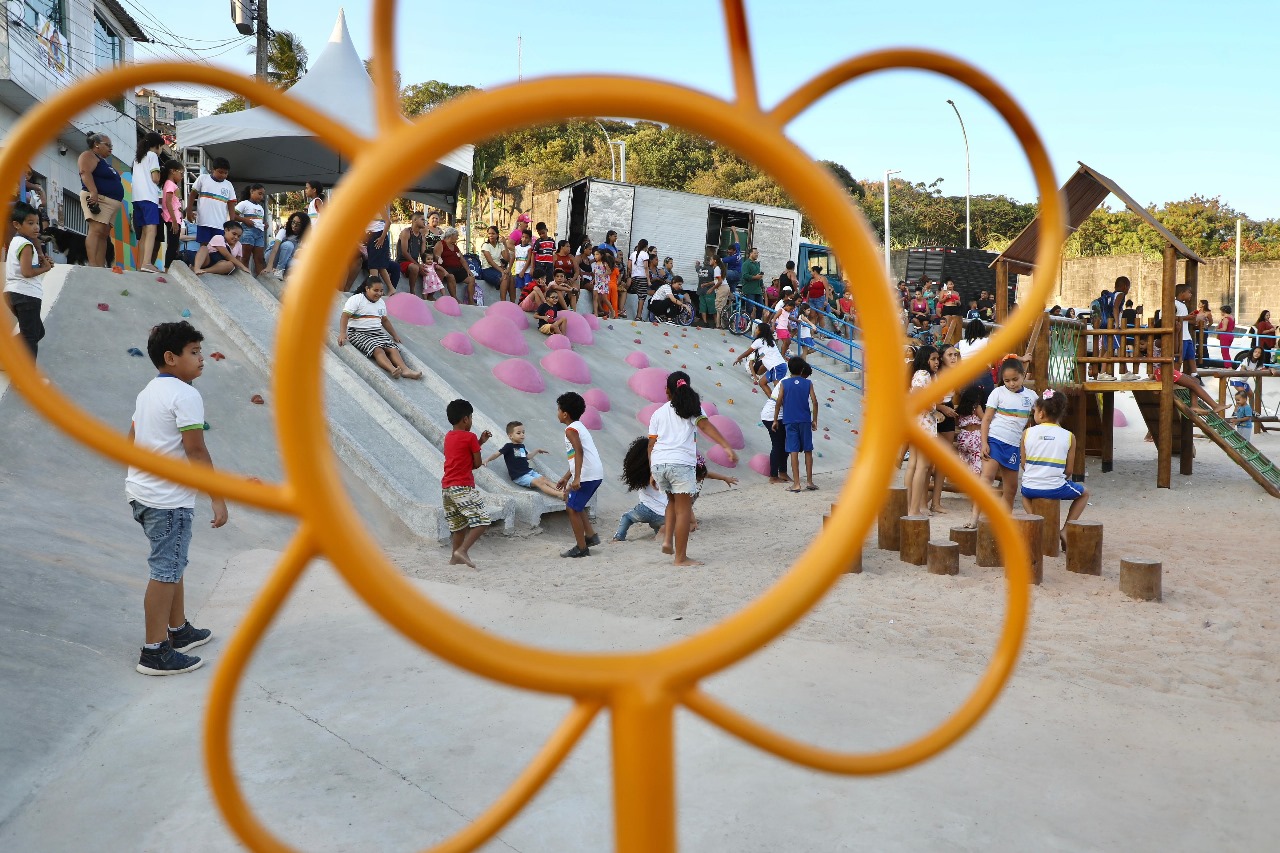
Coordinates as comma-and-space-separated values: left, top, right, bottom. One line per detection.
329, 9, 350, 44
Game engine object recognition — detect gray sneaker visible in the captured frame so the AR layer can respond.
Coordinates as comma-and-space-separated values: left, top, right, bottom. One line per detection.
585, 534, 601, 547
137, 640, 204, 676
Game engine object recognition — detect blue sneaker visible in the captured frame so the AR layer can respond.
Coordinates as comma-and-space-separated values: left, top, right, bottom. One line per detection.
137, 640, 204, 676
168, 621, 212, 653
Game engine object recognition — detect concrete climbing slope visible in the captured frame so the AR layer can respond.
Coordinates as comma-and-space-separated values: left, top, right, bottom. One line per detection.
0, 265, 418, 825
370, 292, 865, 511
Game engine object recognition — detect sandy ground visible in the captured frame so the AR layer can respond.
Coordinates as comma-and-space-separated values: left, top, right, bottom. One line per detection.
396, 382, 1280, 723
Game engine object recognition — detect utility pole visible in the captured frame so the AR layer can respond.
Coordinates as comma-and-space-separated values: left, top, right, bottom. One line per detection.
884, 169, 900, 277
517, 35, 523, 81
255, 0, 269, 87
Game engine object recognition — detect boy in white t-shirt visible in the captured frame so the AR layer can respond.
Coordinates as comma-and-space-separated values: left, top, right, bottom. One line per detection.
185, 156, 237, 247
555, 391, 603, 558
126, 321, 228, 675
193, 221, 251, 276
5, 202, 54, 359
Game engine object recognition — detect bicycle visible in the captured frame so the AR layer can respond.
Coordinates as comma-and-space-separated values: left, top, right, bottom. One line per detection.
723, 294, 755, 337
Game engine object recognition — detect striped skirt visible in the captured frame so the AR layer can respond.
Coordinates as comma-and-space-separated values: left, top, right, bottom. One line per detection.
346, 326, 397, 358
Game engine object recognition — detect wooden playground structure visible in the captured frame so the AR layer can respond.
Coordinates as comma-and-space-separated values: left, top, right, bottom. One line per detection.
991, 162, 1280, 498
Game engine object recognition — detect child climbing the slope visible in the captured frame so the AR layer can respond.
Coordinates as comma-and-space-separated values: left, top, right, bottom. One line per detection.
733, 322, 786, 382
483, 420, 565, 499
966, 357, 1037, 528
648, 371, 738, 566
1020, 389, 1088, 552
556, 392, 603, 558
338, 276, 423, 379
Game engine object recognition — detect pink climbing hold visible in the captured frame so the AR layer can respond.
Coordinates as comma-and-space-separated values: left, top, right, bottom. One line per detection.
434, 294, 462, 316
486, 299, 529, 330
581, 405, 604, 431
540, 348, 591, 385
636, 401, 663, 426
469, 315, 529, 356
748, 453, 771, 476
492, 358, 545, 393
562, 311, 594, 345
384, 292, 434, 325
708, 445, 738, 468
1113, 409, 1128, 428
628, 367, 670, 403
439, 332, 473, 354
584, 388, 611, 412
708, 414, 745, 449
624, 351, 650, 369
545, 334, 572, 351
584, 313, 600, 330
701, 402, 719, 417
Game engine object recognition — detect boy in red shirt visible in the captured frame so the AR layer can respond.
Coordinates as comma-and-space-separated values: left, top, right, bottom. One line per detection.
442, 399, 492, 567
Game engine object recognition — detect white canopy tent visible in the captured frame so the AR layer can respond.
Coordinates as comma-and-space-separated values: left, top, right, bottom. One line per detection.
176, 9, 472, 210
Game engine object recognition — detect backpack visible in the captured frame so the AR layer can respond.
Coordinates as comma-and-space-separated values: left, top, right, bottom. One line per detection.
464, 253, 483, 278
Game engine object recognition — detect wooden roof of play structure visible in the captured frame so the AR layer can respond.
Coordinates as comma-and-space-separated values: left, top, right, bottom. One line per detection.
992, 161, 1205, 274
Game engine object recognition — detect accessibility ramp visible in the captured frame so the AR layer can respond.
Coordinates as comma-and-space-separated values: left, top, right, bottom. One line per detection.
1172, 388, 1280, 497
168, 263, 508, 538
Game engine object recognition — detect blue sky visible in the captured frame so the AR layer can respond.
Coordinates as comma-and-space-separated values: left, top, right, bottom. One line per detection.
129, 0, 1280, 218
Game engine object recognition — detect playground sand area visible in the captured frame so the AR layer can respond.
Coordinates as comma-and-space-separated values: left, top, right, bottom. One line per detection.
402, 392, 1280, 721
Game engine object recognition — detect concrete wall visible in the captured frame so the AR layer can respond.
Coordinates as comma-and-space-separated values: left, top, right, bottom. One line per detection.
1019, 254, 1280, 319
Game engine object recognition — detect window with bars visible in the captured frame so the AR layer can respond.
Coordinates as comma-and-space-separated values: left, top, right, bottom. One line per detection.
21, 0, 67, 32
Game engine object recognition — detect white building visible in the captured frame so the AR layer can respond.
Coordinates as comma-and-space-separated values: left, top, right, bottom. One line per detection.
0, 0, 148, 243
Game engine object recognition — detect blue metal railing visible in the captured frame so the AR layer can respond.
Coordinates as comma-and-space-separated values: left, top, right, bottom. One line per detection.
732, 293, 864, 391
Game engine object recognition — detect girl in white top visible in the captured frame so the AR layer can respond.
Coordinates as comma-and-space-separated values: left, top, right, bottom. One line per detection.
614, 437, 669, 541
904, 345, 940, 517
773, 299, 796, 356
966, 356, 1037, 527
1020, 389, 1088, 550
755, 370, 788, 482
305, 181, 325, 223
732, 322, 786, 381
337, 276, 422, 379
647, 370, 738, 566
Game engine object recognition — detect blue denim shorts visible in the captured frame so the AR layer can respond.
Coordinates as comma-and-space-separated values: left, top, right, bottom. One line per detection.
652, 462, 698, 495
238, 226, 265, 247
130, 501, 194, 583
513, 471, 538, 488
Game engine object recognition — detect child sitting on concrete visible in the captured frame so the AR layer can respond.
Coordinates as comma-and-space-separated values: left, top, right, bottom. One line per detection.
483, 421, 565, 499
536, 289, 570, 336
193, 220, 252, 276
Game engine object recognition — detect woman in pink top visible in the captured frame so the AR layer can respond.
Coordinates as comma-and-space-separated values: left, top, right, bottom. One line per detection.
160, 159, 184, 271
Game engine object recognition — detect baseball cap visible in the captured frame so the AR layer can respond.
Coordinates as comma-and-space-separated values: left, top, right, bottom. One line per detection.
782, 286, 793, 292
516, 213, 531, 223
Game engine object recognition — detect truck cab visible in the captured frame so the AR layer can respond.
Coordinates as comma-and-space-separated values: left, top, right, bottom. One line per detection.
798, 243, 840, 290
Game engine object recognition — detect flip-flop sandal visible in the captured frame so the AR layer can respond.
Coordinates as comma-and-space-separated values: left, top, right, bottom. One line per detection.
805, 484, 819, 491
786, 488, 803, 493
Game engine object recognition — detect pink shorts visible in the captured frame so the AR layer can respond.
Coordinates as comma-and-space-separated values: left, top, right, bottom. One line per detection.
777, 328, 791, 340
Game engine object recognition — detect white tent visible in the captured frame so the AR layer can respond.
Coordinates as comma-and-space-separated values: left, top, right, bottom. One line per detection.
176, 9, 472, 209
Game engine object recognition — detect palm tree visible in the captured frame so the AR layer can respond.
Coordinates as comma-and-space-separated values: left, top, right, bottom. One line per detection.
250, 29, 308, 90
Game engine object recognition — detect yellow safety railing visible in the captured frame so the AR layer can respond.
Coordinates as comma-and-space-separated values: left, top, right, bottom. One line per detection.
0, 1, 1063, 849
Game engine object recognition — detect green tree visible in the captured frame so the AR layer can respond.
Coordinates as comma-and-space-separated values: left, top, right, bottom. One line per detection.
213, 29, 308, 114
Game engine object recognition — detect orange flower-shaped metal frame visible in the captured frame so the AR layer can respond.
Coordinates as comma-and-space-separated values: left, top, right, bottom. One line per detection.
0, 1, 1063, 850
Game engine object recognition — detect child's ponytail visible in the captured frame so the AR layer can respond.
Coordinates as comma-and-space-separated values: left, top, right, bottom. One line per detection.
1035, 388, 1068, 422
666, 370, 702, 419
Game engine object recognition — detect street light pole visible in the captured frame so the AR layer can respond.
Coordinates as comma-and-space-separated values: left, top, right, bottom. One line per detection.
884, 169, 900, 277
946, 99, 971, 249
596, 121, 617, 181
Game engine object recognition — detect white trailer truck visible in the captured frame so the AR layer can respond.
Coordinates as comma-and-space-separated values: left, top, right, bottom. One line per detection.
553, 177, 805, 283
